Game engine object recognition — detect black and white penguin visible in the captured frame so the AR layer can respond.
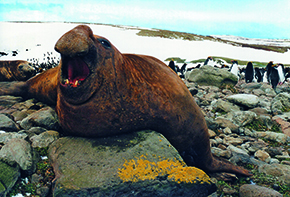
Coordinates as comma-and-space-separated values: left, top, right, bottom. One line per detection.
229, 60, 240, 78
203, 56, 214, 66
245, 62, 254, 83
269, 64, 280, 90
168, 59, 176, 73
266, 61, 274, 83
276, 63, 285, 84
254, 67, 265, 82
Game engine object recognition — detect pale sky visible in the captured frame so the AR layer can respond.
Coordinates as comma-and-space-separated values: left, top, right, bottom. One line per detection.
1, 0, 290, 39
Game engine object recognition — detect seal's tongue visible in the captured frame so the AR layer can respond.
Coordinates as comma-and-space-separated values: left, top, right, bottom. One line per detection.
65, 57, 90, 87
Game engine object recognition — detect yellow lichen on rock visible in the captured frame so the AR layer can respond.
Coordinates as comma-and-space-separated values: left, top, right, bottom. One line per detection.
118, 155, 211, 184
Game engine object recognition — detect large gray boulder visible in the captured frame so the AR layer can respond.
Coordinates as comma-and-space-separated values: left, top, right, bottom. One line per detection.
185, 65, 238, 87
49, 130, 216, 197
0, 138, 39, 175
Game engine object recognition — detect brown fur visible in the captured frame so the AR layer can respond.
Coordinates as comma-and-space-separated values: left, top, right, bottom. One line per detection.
0, 25, 251, 176
0, 60, 36, 81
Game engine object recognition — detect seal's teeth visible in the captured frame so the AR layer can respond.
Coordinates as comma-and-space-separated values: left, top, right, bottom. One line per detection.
64, 79, 69, 85
71, 80, 79, 88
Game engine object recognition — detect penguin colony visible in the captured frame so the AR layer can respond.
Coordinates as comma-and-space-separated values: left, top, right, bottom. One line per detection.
168, 57, 289, 92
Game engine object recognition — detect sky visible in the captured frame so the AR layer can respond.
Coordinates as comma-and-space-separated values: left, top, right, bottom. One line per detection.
1, 0, 290, 39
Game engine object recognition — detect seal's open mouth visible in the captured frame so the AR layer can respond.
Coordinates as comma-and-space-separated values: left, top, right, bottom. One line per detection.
61, 57, 90, 87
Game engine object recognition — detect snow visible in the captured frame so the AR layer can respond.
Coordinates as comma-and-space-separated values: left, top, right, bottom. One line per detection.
1, 22, 290, 65
212, 35, 290, 47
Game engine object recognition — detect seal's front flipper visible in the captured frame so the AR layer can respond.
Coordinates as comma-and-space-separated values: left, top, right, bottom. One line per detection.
0, 81, 28, 97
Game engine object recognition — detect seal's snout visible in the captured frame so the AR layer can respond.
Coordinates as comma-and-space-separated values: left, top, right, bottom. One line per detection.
55, 25, 95, 57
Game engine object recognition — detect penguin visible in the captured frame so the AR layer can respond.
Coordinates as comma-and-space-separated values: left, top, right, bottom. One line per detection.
245, 62, 254, 83
262, 68, 268, 83
203, 56, 214, 66
229, 60, 240, 78
266, 61, 274, 83
168, 59, 177, 73
276, 63, 285, 84
285, 67, 290, 82
269, 64, 280, 90
180, 63, 187, 78
254, 67, 263, 82
195, 64, 201, 69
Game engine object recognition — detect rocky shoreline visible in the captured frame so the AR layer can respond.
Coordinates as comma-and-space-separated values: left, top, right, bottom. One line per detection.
0, 66, 290, 196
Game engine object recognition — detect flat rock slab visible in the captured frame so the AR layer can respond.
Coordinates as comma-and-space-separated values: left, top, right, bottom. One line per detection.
48, 130, 216, 197
226, 94, 259, 108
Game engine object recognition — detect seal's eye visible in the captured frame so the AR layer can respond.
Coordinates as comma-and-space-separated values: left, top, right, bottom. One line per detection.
98, 39, 111, 49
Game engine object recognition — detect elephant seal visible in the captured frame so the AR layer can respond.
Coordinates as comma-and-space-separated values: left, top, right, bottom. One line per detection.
0, 60, 36, 81
0, 25, 251, 176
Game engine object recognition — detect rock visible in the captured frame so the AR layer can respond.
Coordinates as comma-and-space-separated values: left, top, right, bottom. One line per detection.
0, 96, 23, 108
229, 152, 265, 167
27, 127, 47, 135
214, 117, 239, 132
30, 130, 60, 148
247, 140, 268, 153
254, 150, 271, 163
239, 184, 283, 197
11, 98, 37, 110
281, 160, 290, 165
223, 187, 237, 195
211, 147, 232, 158
254, 131, 290, 144
49, 130, 216, 197
249, 107, 269, 116
258, 163, 290, 185
223, 111, 257, 127
0, 138, 38, 175
269, 158, 280, 164
271, 92, 290, 114
260, 83, 277, 96
208, 129, 216, 138
0, 114, 19, 132
227, 145, 249, 155
20, 106, 59, 130
0, 132, 28, 144
266, 146, 284, 157
185, 65, 238, 87
226, 94, 259, 108
272, 116, 290, 137
257, 115, 273, 130
211, 99, 240, 113
275, 112, 290, 121
241, 128, 253, 136
240, 82, 262, 90
223, 136, 244, 146
223, 127, 232, 134
36, 186, 50, 197
0, 161, 20, 197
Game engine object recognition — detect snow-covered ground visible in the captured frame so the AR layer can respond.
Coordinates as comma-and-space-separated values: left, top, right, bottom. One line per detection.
212, 35, 290, 48
0, 22, 289, 65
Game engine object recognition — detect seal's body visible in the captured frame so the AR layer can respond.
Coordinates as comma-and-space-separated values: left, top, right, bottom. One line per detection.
0, 25, 251, 176
0, 60, 36, 81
